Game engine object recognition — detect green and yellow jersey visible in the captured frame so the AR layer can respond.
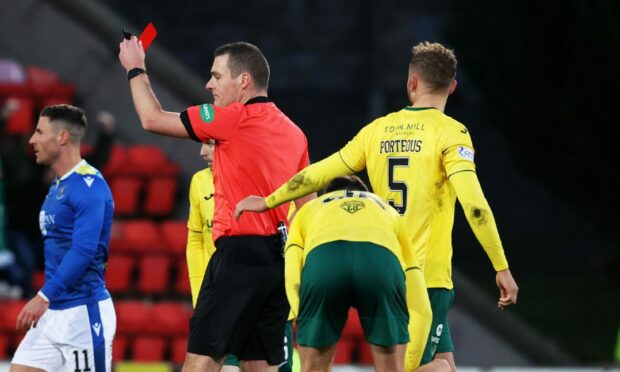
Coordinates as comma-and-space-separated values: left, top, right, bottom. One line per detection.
267, 106, 509, 288
284, 189, 416, 316
186, 168, 216, 307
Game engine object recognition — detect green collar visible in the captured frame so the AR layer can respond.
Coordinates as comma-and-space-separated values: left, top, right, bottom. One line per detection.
404, 106, 436, 111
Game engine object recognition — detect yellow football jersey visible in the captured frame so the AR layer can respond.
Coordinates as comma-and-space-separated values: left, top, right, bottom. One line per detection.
339, 107, 475, 277
267, 106, 509, 289
285, 189, 416, 312
186, 168, 216, 307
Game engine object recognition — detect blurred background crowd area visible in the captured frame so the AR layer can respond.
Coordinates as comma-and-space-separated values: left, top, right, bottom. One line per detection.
0, 0, 619, 368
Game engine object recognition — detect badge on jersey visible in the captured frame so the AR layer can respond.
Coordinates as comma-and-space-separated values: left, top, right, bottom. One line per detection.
341, 201, 365, 214
457, 146, 475, 162
199, 104, 215, 124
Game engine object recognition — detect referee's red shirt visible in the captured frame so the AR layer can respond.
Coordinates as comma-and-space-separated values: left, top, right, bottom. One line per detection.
181, 97, 309, 242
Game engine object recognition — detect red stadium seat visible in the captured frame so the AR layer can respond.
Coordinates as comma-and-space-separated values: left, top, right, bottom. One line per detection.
32, 271, 45, 291
342, 308, 364, 339
333, 338, 355, 364
160, 220, 188, 257
132, 336, 166, 361
115, 301, 152, 335
126, 145, 169, 176
0, 300, 27, 332
359, 341, 374, 365
143, 177, 178, 217
174, 259, 191, 297
0, 333, 9, 359
171, 337, 188, 364
151, 302, 191, 336
105, 255, 134, 294
109, 177, 143, 217
116, 219, 165, 254
102, 145, 128, 177
137, 255, 171, 294
3, 97, 34, 135
112, 335, 129, 361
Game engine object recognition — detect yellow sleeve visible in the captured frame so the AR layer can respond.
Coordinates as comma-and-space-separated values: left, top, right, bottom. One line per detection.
186, 174, 207, 308
404, 268, 432, 371
266, 152, 354, 208
397, 213, 423, 271
284, 210, 305, 318
449, 171, 509, 271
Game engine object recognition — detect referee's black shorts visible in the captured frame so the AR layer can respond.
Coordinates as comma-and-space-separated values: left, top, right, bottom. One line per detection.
188, 234, 290, 365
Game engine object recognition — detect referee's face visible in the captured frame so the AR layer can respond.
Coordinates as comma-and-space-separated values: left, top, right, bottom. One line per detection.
206, 54, 242, 107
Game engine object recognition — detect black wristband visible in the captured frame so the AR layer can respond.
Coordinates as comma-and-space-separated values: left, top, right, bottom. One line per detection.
127, 67, 146, 81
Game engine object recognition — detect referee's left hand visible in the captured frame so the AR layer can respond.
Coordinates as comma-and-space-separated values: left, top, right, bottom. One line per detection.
235, 196, 268, 220
16, 294, 49, 332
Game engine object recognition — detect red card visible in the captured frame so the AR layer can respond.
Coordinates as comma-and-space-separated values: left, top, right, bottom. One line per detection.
139, 22, 157, 52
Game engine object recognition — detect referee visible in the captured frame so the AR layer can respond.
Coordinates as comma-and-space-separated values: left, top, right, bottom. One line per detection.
119, 40, 313, 372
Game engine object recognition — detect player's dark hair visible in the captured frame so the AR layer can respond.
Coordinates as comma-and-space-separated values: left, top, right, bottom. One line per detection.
409, 42, 457, 92
324, 175, 369, 193
40, 104, 87, 143
215, 42, 270, 90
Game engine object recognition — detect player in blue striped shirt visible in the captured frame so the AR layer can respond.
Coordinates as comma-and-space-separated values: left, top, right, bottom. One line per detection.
11, 105, 116, 372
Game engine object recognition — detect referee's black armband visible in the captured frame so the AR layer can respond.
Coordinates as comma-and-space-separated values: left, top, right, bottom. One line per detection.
127, 67, 146, 81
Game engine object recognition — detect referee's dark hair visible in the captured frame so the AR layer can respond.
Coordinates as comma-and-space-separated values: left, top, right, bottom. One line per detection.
324, 175, 369, 193
215, 42, 270, 91
40, 104, 87, 144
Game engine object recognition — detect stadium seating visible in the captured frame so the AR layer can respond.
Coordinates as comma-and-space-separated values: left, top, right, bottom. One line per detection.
333, 337, 355, 364
111, 219, 166, 254
32, 271, 45, 291
132, 336, 166, 361
0, 300, 27, 332
359, 341, 374, 365
113, 335, 129, 361
174, 259, 191, 296
137, 255, 171, 294
109, 177, 143, 217
143, 177, 178, 217
151, 302, 191, 336
171, 337, 188, 364
159, 220, 188, 257
105, 255, 135, 294
115, 301, 152, 335
0, 334, 8, 359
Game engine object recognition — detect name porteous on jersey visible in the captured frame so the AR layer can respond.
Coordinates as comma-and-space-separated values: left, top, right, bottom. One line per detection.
380, 139, 423, 154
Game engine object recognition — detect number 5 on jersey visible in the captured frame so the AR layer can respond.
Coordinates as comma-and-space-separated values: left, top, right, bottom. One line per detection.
387, 157, 409, 214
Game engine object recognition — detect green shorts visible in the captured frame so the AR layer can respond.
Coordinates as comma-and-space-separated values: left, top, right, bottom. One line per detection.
421, 288, 455, 364
223, 320, 294, 371
296, 241, 409, 348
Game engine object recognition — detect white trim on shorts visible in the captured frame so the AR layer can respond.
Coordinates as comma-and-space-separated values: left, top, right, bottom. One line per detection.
11, 297, 116, 372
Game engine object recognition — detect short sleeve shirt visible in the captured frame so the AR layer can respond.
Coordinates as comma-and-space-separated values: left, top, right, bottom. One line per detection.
181, 97, 309, 241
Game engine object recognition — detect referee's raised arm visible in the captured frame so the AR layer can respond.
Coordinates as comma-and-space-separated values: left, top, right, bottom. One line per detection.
118, 36, 189, 138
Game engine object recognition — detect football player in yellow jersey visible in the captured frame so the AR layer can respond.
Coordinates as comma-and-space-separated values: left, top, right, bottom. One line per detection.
186, 139, 217, 308
286, 176, 448, 372
236, 42, 518, 371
